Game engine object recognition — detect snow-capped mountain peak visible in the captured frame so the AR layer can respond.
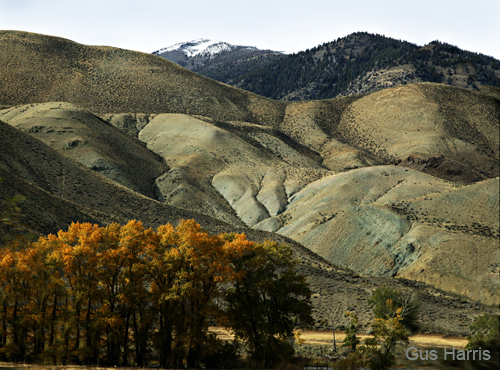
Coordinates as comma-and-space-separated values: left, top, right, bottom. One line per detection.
153, 39, 255, 58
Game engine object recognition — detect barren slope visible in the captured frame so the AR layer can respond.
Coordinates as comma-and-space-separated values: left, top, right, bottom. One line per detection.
263, 166, 500, 305
392, 178, 500, 304
137, 113, 326, 225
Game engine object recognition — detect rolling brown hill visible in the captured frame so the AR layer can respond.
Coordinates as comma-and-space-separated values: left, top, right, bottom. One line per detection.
278, 83, 499, 184
0, 31, 498, 326
0, 30, 284, 125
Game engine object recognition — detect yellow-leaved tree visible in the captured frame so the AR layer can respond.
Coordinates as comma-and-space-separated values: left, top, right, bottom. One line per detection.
0, 218, 313, 367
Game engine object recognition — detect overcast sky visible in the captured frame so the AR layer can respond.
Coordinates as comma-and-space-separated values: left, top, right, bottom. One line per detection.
1, 0, 499, 59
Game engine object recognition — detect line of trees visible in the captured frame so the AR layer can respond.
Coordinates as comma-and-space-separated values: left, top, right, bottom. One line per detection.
0, 219, 313, 367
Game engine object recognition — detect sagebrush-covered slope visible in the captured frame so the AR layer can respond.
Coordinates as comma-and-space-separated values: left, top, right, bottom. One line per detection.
0, 31, 284, 125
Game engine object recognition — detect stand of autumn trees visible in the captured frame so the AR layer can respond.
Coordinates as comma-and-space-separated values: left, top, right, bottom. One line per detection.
0, 219, 312, 368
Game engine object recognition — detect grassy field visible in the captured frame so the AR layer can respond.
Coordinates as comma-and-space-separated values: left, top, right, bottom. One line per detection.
297, 330, 466, 348
210, 327, 467, 348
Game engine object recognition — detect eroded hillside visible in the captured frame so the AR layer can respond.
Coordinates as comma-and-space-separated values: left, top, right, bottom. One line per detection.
3, 119, 492, 335
100, 84, 500, 306
0, 31, 498, 318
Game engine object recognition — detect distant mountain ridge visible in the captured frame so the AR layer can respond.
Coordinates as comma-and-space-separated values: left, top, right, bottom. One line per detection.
154, 32, 500, 100
153, 39, 284, 87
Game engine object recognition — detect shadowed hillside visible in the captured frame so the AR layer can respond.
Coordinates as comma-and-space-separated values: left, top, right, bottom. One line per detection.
0, 102, 168, 198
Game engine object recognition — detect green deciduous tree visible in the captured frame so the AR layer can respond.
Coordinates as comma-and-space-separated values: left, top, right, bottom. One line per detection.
466, 314, 500, 349
361, 309, 410, 370
224, 240, 313, 368
465, 314, 500, 369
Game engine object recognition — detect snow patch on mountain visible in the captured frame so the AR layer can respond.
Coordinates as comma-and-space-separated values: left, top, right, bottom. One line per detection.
153, 39, 256, 58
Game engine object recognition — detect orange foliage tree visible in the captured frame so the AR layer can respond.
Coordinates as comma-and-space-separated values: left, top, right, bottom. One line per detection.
0, 219, 312, 367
